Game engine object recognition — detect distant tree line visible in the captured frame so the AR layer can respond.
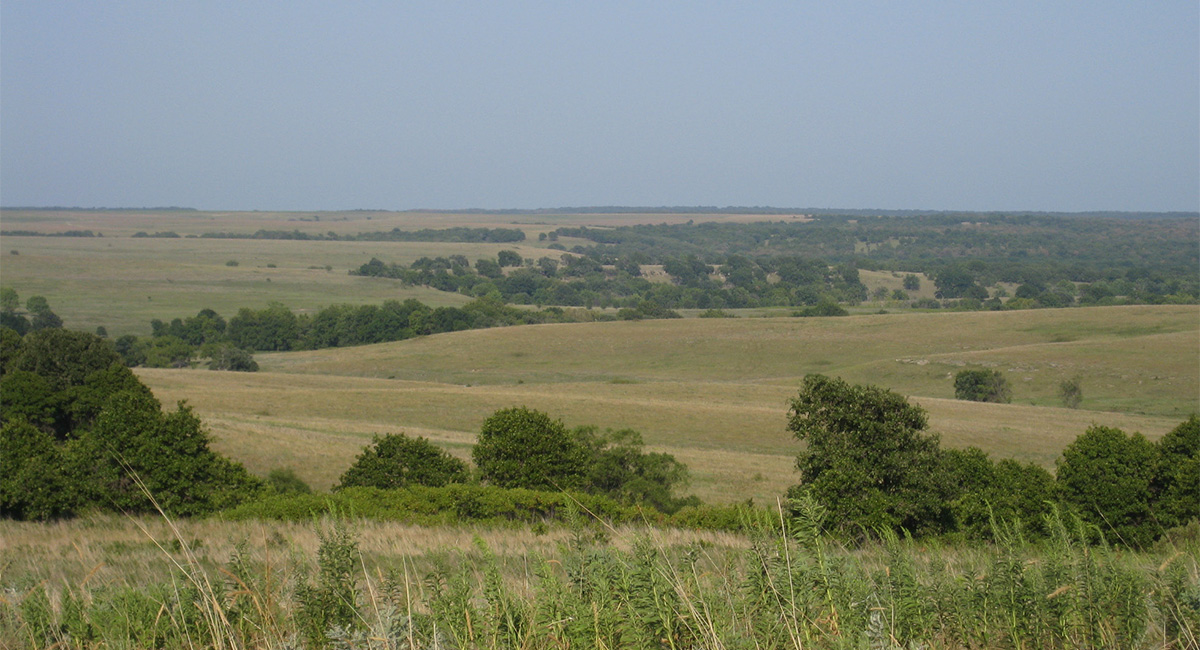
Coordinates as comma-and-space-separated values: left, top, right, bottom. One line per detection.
547, 215, 1198, 307
0, 230, 99, 237
352, 251, 869, 310
110, 297, 619, 369
197, 226, 525, 243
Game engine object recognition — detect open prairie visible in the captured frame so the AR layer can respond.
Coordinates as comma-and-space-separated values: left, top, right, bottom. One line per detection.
4, 209, 1198, 504
136, 304, 1198, 504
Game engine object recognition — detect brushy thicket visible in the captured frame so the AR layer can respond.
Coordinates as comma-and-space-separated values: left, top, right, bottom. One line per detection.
2, 505, 1197, 649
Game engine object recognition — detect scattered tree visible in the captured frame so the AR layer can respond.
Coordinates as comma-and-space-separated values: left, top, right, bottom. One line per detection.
954, 369, 1012, 403
1059, 376, 1083, 408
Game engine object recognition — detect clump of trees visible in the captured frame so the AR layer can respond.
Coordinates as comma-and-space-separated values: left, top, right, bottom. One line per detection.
333, 407, 695, 514
787, 374, 1198, 546
0, 328, 262, 520
954, 369, 1012, 403
1, 289, 62, 335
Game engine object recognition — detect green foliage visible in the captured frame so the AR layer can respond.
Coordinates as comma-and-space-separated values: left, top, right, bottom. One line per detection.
338, 433, 468, 490
572, 426, 695, 513
296, 522, 360, 648
203, 343, 258, 371
787, 374, 953, 539
267, 467, 312, 494
74, 392, 264, 516
473, 407, 588, 491
1057, 425, 1159, 547
0, 420, 82, 520
0, 330, 262, 521
497, 249, 523, 267
902, 273, 920, 290
954, 368, 1013, 403
943, 447, 1056, 540
1059, 375, 1084, 408
6, 328, 123, 392
223, 485, 642, 526
795, 297, 848, 317
1153, 415, 1199, 530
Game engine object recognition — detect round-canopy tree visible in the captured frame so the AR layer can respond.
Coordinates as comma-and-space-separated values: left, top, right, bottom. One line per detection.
339, 433, 468, 489
786, 374, 953, 539
473, 407, 587, 491
954, 369, 1012, 403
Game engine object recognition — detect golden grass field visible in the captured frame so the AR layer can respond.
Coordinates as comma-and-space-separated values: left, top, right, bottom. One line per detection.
3, 209, 1197, 506
136, 305, 1198, 505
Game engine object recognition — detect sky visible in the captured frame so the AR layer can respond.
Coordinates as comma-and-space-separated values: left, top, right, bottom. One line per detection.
2, 2, 1197, 212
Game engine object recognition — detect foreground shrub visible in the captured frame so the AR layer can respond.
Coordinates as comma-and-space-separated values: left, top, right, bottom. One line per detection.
222, 485, 646, 526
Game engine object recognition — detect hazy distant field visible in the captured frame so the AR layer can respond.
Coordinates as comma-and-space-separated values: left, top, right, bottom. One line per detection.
137, 305, 1198, 504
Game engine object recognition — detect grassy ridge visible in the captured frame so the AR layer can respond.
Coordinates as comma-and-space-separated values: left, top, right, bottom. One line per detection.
136, 305, 1197, 503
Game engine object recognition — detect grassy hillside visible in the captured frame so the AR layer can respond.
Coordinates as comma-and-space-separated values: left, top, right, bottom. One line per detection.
137, 304, 1198, 504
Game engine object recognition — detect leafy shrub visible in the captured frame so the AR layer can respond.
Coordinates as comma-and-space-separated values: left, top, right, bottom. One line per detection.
1153, 415, 1199, 530
1059, 375, 1083, 408
222, 485, 643, 526
954, 369, 1012, 403
338, 433, 467, 490
267, 468, 312, 494
787, 374, 953, 539
473, 407, 587, 491
573, 426, 694, 513
1057, 425, 1158, 547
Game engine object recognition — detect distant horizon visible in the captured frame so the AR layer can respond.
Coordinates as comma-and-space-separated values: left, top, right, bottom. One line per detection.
2, 204, 1197, 218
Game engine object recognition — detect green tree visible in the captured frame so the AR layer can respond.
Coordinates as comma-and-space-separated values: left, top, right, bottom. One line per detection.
0, 288, 30, 335
0, 420, 82, 520
1057, 425, 1158, 547
573, 426, 693, 513
473, 407, 587, 490
74, 391, 263, 516
338, 433, 468, 490
954, 369, 1012, 403
267, 468, 312, 494
1152, 415, 1199, 530
1059, 376, 1083, 408
902, 274, 920, 291
497, 250, 523, 267
786, 375, 952, 539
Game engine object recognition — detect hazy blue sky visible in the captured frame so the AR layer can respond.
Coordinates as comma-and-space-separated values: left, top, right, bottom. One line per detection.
2, 2, 1197, 212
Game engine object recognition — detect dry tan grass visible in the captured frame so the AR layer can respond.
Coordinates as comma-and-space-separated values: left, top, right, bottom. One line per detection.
135, 306, 1194, 503
0, 513, 749, 591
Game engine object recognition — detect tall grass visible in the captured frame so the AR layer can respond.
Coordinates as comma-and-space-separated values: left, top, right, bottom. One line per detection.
2, 508, 1196, 649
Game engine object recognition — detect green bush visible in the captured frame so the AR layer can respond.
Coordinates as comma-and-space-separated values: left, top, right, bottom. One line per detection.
338, 433, 467, 490
787, 374, 953, 539
267, 468, 312, 495
954, 369, 1012, 403
222, 485, 643, 526
1057, 425, 1158, 547
473, 407, 588, 491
